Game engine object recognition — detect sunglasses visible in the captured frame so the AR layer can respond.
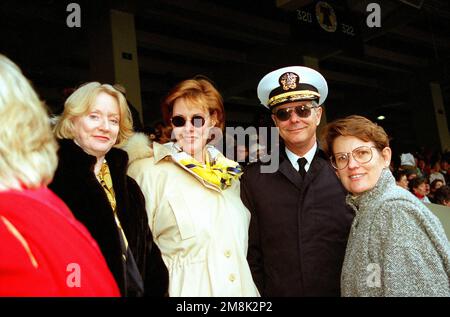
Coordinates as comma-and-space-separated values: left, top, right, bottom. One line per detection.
170, 115, 206, 128
273, 104, 318, 121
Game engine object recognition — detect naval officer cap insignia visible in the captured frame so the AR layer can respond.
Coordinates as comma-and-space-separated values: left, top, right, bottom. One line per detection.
257, 66, 328, 109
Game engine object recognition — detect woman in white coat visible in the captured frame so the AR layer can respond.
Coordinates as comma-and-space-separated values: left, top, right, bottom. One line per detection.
124, 77, 259, 297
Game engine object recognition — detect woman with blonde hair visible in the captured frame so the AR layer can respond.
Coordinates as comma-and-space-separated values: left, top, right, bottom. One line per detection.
124, 77, 259, 296
321, 115, 450, 296
0, 54, 119, 296
50, 82, 168, 296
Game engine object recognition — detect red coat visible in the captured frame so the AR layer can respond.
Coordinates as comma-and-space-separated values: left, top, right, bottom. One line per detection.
0, 187, 120, 297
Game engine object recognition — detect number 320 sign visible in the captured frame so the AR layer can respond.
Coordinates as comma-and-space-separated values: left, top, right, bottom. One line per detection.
296, 1, 356, 37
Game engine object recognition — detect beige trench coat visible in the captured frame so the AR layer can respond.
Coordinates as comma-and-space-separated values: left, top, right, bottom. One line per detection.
124, 134, 259, 297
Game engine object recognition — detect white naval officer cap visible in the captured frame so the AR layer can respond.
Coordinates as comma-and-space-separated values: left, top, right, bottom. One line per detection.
257, 66, 328, 109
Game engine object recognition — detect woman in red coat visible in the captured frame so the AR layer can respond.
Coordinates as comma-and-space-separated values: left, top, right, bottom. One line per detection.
0, 54, 119, 296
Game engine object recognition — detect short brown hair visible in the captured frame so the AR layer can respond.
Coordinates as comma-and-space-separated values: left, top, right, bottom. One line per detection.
161, 77, 225, 130
321, 115, 389, 157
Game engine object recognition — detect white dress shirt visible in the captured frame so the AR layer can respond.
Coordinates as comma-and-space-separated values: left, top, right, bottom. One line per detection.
285, 143, 317, 173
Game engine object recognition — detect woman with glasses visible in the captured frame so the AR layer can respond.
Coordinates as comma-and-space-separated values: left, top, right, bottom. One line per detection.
321, 115, 450, 297
124, 77, 259, 296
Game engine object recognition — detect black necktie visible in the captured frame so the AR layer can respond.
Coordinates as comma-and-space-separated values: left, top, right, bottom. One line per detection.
298, 157, 307, 178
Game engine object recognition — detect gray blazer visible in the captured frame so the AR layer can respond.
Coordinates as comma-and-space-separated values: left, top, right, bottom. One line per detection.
341, 168, 450, 296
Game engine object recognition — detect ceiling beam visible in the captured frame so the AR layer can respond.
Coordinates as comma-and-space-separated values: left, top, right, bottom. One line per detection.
139, 56, 213, 79
390, 26, 450, 51
276, 0, 315, 10
329, 55, 414, 74
137, 31, 246, 63
364, 45, 430, 67
161, 0, 289, 37
139, 8, 286, 46
322, 70, 378, 88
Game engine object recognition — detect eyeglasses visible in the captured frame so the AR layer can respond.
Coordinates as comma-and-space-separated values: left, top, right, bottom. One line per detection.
273, 104, 318, 121
170, 115, 206, 128
331, 146, 377, 170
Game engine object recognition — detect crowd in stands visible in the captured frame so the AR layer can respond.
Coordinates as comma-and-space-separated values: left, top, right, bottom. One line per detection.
393, 151, 450, 207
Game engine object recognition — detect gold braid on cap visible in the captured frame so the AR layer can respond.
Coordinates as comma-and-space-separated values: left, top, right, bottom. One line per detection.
268, 90, 320, 108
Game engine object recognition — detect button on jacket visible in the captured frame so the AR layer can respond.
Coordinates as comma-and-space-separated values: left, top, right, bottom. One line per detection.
124, 133, 259, 297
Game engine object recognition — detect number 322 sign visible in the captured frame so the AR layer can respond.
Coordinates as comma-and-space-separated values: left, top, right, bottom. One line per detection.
296, 1, 356, 37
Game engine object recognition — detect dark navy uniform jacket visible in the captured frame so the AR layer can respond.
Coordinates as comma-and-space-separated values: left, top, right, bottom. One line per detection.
241, 143, 354, 296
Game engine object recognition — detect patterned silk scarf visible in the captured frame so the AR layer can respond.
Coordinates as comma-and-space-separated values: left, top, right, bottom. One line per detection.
169, 144, 243, 191
97, 161, 128, 250
98, 161, 117, 211
97, 161, 144, 296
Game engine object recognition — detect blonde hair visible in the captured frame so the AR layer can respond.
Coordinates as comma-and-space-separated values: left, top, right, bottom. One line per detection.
54, 82, 133, 146
0, 54, 58, 190
161, 77, 225, 130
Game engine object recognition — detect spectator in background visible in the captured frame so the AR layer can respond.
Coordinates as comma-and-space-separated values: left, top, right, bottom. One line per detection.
406, 168, 418, 182
417, 156, 429, 180
51, 82, 168, 296
409, 176, 431, 204
152, 121, 172, 144
434, 186, 450, 207
429, 179, 445, 204
430, 159, 446, 185
153, 121, 165, 140
0, 54, 119, 296
440, 154, 450, 185
400, 152, 426, 181
394, 169, 409, 189
400, 152, 416, 170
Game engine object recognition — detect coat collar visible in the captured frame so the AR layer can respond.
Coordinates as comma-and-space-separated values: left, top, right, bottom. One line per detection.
57, 138, 128, 177
57, 139, 97, 174
153, 142, 175, 163
153, 142, 238, 192
120, 133, 153, 165
346, 168, 395, 215
277, 140, 328, 190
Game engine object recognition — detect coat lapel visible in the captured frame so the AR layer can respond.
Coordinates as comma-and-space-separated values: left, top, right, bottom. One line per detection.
278, 150, 303, 191
302, 155, 325, 187
277, 143, 329, 191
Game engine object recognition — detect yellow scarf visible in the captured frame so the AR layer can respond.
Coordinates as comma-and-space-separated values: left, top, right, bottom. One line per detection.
97, 161, 129, 252
97, 161, 117, 211
179, 152, 243, 190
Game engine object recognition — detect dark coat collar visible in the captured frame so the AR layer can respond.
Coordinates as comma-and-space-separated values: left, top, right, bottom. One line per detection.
276, 139, 329, 190
52, 139, 169, 296
54, 139, 130, 294
56, 139, 131, 251
57, 138, 129, 177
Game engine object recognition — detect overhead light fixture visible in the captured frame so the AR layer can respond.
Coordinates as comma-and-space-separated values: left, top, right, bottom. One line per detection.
399, 0, 424, 9
377, 115, 385, 121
